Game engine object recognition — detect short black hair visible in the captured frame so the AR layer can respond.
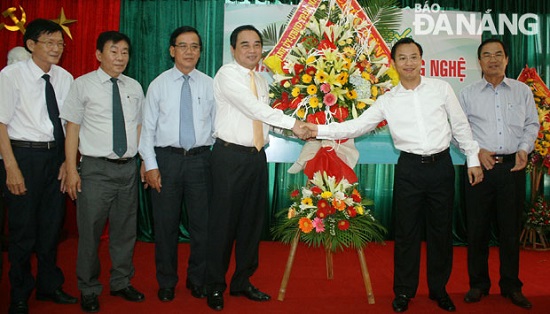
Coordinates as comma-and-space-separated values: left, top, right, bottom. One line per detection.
23, 19, 63, 53
391, 37, 423, 61
477, 38, 508, 59
230, 25, 262, 49
170, 26, 202, 50
96, 31, 132, 54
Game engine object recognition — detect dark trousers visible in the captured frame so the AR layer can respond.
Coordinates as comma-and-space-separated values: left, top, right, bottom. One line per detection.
464, 161, 524, 294
0, 146, 65, 302
152, 147, 211, 289
206, 141, 267, 292
76, 156, 138, 295
393, 151, 454, 298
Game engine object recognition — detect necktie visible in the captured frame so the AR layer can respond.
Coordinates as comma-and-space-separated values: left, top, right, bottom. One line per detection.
179, 74, 195, 150
111, 77, 127, 157
249, 71, 264, 151
42, 74, 64, 146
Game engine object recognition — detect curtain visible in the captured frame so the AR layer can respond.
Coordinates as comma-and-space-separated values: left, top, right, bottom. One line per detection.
120, 0, 224, 90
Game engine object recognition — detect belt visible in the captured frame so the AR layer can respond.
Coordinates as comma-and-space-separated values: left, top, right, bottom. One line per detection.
10, 140, 57, 149
215, 138, 261, 154
401, 148, 450, 164
494, 153, 515, 164
158, 146, 210, 156
98, 156, 136, 164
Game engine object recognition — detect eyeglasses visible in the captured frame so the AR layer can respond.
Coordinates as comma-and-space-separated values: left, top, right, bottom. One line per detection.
481, 52, 505, 61
173, 44, 200, 52
395, 55, 421, 63
35, 40, 66, 49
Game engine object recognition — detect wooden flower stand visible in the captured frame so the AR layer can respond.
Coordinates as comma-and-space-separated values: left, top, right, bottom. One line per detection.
277, 232, 376, 304
520, 227, 549, 251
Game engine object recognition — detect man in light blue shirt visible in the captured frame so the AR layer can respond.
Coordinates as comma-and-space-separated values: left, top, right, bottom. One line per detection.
459, 38, 539, 310
139, 26, 215, 303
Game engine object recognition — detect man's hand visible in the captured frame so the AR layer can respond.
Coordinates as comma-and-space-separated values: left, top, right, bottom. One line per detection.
64, 166, 81, 200
467, 166, 484, 186
145, 169, 162, 193
511, 150, 528, 172
301, 122, 318, 138
292, 120, 311, 140
140, 162, 149, 189
5, 164, 26, 195
58, 162, 67, 193
479, 148, 496, 170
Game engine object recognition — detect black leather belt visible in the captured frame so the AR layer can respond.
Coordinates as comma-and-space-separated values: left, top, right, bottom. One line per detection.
494, 153, 515, 164
158, 146, 210, 156
10, 140, 56, 149
99, 156, 136, 164
401, 148, 450, 164
215, 138, 261, 154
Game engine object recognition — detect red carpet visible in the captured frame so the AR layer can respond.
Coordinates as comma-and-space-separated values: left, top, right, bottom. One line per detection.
1, 238, 549, 313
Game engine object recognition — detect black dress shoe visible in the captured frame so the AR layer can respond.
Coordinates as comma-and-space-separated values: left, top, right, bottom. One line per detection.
186, 279, 207, 298
110, 285, 145, 302
392, 295, 410, 312
158, 288, 175, 302
36, 288, 78, 304
207, 291, 224, 311
429, 294, 456, 312
230, 285, 271, 301
81, 294, 99, 313
8, 300, 28, 314
502, 291, 532, 309
464, 288, 489, 303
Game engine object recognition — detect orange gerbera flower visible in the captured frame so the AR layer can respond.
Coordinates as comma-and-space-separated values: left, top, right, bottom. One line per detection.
332, 199, 346, 211
299, 217, 314, 233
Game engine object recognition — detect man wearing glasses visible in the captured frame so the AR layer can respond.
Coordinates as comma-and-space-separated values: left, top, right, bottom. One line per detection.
139, 26, 215, 303
0, 19, 77, 314
303, 37, 483, 313
459, 38, 539, 310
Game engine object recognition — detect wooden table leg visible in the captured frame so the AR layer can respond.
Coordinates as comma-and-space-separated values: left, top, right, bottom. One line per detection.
325, 245, 334, 279
357, 247, 375, 304
277, 231, 300, 301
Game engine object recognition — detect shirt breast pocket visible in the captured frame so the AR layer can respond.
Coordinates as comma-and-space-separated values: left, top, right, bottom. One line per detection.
124, 94, 141, 122
198, 98, 214, 123
506, 102, 526, 137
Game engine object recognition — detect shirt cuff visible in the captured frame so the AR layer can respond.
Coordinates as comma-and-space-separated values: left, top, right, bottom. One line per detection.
143, 156, 159, 171
317, 124, 330, 139
466, 154, 480, 168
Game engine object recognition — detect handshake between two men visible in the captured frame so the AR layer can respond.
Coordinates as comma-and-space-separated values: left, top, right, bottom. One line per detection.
291, 120, 319, 140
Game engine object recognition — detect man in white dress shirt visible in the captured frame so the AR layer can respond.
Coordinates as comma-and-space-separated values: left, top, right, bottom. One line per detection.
0, 19, 77, 314
303, 38, 483, 313
205, 25, 308, 311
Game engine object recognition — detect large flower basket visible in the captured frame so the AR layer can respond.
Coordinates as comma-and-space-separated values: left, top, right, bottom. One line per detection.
264, 0, 397, 303
517, 66, 550, 202
271, 171, 386, 303
520, 195, 550, 251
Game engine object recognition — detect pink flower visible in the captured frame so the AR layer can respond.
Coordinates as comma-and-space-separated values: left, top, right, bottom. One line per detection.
312, 217, 325, 233
323, 93, 337, 107
320, 83, 331, 93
